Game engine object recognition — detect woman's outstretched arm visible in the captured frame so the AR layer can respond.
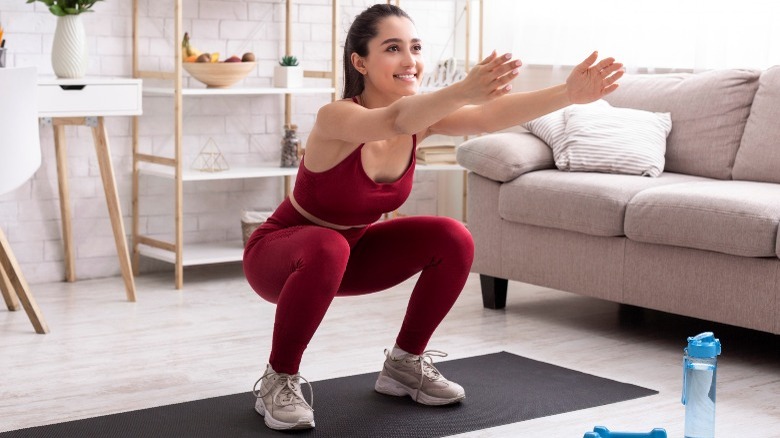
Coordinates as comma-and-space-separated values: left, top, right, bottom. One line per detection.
313, 51, 518, 145
429, 51, 624, 136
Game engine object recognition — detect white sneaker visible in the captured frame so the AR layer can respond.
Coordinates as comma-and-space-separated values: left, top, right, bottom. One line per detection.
375, 349, 465, 405
253, 364, 315, 430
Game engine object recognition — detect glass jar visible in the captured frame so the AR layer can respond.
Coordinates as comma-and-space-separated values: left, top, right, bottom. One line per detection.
281, 124, 301, 168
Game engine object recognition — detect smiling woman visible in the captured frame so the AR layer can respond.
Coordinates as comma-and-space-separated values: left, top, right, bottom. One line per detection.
241, 3, 624, 432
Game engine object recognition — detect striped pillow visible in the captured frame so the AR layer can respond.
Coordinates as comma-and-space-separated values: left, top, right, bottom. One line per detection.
521, 101, 608, 159
521, 107, 566, 152
559, 101, 671, 177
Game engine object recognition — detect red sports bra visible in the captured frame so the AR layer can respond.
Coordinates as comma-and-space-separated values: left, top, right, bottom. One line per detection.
291, 100, 417, 227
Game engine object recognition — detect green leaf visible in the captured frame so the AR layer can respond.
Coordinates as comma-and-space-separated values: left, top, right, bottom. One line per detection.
28, 0, 102, 15
49, 5, 67, 16
279, 55, 299, 66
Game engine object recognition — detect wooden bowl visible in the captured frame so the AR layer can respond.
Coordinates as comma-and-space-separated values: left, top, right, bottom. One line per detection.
182, 62, 256, 88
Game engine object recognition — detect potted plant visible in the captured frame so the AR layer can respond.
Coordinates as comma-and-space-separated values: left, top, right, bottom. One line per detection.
26, 0, 104, 78
273, 55, 303, 88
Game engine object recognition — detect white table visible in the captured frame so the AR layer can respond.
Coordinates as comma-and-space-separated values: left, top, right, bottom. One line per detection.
37, 77, 142, 302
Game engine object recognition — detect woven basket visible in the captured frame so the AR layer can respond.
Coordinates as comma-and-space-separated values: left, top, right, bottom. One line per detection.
241, 210, 273, 247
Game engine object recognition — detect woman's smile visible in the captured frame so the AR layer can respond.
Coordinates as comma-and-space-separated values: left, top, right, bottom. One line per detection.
394, 72, 417, 82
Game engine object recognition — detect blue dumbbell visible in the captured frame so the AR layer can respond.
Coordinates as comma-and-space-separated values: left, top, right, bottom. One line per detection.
583, 425, 667, 438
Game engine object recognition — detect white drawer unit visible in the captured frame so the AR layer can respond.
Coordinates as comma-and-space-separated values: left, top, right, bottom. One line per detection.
37, 77, 142, 118
36, 76, 143, 302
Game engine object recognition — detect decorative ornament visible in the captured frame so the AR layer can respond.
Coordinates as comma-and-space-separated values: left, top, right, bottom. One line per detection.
191, 137, 229, 172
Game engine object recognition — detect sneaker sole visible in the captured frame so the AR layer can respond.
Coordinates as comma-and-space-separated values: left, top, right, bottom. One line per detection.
374, 375, 465, 406
255, 398, 315, 430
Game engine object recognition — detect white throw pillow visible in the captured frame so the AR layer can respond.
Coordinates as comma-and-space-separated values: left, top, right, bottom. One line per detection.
521, 107, 566, 155
559, 101, 672, 177
521, 101, 609, 158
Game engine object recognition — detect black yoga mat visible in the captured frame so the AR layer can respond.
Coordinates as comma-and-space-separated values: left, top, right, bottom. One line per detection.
1, 352, 657, 438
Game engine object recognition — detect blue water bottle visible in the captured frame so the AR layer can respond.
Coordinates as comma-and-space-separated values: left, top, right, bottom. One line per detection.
682, 332, 721, 438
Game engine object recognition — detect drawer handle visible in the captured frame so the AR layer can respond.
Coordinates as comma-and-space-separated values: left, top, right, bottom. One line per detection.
59, 85, 86, 90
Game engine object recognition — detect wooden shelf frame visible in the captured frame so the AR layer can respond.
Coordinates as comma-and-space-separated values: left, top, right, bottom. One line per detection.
131, 0, 339, 288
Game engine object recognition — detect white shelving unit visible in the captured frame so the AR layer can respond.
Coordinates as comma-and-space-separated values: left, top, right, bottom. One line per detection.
130, 0, 481, 287
131, 0, 339, 288
139, 166, 299, 182
143, 87, 336, 97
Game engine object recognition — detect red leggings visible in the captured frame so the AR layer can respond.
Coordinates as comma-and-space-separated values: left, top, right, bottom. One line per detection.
243, 199, 474, 374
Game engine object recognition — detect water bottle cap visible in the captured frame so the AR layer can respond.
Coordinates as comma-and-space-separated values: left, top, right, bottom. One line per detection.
686, 332, 721, 358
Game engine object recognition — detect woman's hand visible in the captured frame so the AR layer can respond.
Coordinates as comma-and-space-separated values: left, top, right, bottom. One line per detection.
458, 50, 522, 105
565, 51, 624, 104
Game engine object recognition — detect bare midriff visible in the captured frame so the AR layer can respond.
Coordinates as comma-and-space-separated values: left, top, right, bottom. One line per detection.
289, 193, 370, 231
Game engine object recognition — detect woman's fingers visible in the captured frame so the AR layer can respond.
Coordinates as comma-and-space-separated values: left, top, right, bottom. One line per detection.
488, 58, 521, 84
600, 61, 623, 74
486, 52, 513, 71
602, 83, 620, 95
478, 50, 498, 65
495, 64, 520, 86
604, 68, 625, 84
467, 49, 522, 103
576, 51, 599, 71
489, 82, 513, 98
595, 56, 616, 69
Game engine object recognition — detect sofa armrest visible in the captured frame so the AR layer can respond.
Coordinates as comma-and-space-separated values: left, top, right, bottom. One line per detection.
456, 132, 555, 182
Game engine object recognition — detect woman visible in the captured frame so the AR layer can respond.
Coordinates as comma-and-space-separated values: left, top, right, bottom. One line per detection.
244, 4, 623, 431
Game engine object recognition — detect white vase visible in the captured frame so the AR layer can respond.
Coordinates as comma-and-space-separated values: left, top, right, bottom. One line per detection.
51, 15, 88, 79
273, 66, 303, 88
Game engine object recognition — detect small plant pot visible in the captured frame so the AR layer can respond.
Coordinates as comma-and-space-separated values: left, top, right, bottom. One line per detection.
273, 65, 303, 88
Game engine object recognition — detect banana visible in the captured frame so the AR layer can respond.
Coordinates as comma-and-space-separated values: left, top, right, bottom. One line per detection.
181, 32, 202, 58
182, 32, 191, 56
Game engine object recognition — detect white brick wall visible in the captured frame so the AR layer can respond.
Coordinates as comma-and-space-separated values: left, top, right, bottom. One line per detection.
0, 0, 469, 284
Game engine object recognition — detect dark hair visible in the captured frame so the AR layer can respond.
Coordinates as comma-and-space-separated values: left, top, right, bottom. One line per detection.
343, 4, 413, 99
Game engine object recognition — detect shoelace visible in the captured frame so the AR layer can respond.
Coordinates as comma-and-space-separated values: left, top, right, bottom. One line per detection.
386, 349, 449, 390
253, 369, 314, 410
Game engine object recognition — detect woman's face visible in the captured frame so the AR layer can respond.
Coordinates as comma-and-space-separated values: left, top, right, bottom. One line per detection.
356, 16, 425, 98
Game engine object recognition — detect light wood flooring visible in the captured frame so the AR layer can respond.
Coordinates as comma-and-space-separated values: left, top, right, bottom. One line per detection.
2, 264, 779, 437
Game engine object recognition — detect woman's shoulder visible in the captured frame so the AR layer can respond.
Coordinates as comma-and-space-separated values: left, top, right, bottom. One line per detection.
315, 98, 365, 128
324, 97, 358, 107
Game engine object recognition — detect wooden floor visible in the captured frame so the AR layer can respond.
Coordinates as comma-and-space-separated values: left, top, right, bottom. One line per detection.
2, 264, 779, 437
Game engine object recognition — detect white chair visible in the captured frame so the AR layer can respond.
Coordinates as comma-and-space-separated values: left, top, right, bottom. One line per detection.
0, 66, 49, 334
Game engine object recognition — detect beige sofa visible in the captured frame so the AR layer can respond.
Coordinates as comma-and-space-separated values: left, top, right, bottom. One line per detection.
456, 67, 780, 335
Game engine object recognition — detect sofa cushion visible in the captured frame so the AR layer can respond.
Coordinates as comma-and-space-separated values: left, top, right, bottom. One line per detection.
625, 181, 780, 257
732, 66, 780, 184
559, 101, 671, 177
604, 69, 760, 180
456, 132, 555, 182
498, 170, 708, 237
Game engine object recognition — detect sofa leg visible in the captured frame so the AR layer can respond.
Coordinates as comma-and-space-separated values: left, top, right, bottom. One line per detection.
618, 303, 646, 326
480, 275, 508, 309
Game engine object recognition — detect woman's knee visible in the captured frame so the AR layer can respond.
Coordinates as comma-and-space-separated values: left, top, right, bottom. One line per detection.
431, 217, 474, 260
